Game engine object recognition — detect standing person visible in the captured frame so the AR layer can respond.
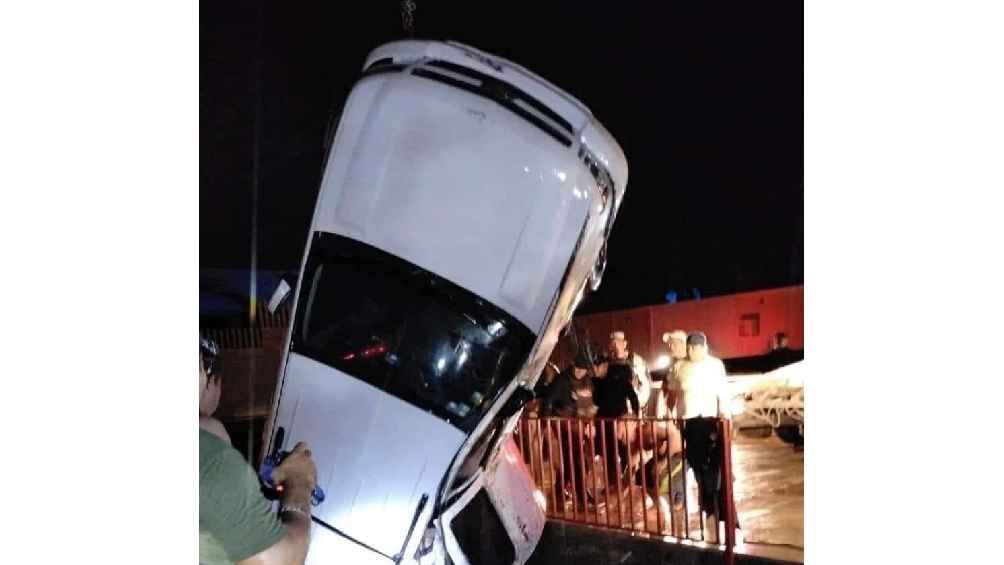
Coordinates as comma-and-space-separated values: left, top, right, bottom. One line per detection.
593, 362, 639, 419
607, 330, 652, 415
650, 329, 690, 420
200, 337, 320, 565
636, 329, 690, 530
542, 352, 598, 420
768, 331, 800, 368
661, 329, 689, 400
541, 352, 598, 509
593, 362, 640, 496
675, 331, 734, 543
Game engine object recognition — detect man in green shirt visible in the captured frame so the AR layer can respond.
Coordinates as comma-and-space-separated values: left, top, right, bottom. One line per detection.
199, 337, 318, 565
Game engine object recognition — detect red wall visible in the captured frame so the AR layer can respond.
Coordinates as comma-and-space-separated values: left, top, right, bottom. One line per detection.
555, 285, 803, 367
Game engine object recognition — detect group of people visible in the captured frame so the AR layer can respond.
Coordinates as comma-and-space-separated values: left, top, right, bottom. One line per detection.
197, 324, 736, 564
535, 328, 734, 542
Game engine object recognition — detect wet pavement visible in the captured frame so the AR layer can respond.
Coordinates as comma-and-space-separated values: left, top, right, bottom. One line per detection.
731, 429, 803, 549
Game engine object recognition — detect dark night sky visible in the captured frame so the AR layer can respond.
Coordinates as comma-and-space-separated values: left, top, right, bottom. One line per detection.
200, 1, 803, 313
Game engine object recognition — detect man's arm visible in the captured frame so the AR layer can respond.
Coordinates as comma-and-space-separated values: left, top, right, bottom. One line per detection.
201, 439, 316, 565
238, 442, 317, 565
715, 361, 732, 420
237, 487, 312, 565
634, 355, 652, 409
625, 381, 640, 416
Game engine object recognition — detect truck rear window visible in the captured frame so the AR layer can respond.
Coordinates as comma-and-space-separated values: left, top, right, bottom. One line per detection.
291, 232, 535, 433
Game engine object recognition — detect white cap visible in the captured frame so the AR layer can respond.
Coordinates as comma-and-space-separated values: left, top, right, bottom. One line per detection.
662, 329, 687, 344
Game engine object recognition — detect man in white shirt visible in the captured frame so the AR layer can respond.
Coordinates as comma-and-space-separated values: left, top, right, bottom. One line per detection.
675, 331, 732, 543
659, 329, 689, 415
637, 329, 689, 532
675, 332, 729, 421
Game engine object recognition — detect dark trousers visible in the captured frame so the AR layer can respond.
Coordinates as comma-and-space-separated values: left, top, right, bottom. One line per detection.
682, 417, 727, 517
553, 421, 586, 507
597, 420, 630, 492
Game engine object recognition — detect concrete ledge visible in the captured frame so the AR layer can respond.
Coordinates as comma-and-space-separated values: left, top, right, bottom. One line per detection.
527, 521, 801, 565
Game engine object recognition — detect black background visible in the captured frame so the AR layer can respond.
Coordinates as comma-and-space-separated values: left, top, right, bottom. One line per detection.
201, 1, 802, 312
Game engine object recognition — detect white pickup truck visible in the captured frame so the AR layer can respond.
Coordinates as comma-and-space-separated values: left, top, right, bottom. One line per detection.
264, 40, 628, 565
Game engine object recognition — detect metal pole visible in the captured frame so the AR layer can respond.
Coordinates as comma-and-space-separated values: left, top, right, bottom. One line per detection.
681, 418, 691, 540
721, 418, 736, 565
536, 419, 553, 515
624, 419, 634, 532
652, 418, 664, 534
246, 0, 266, 462
599, 418, 612, 528
552, 419, 567, 519
614, 419, 625, 528
564, 419, 578, 520
637, 417, 649, 533
589, 421, 601, 525
577, 418, 589, 523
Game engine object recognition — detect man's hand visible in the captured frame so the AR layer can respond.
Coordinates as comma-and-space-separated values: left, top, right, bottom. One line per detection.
270, 442, 318, 502
236, 442, 318, 565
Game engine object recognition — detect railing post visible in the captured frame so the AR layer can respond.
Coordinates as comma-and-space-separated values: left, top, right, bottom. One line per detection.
680, 418, 691, 541
515, 413, 739, 562
721, 418, 736, 565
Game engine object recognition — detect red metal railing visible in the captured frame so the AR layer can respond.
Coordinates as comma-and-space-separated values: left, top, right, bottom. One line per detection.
513, 415, 737, 564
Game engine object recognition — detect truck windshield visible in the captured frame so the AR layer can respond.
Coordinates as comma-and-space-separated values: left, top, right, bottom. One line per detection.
291, 232, 535, 433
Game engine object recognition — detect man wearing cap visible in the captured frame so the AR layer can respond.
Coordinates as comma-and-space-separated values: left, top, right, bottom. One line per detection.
661, 329, 689, 397
675, 331, 733, 543
541, 351, 598, 509
605, 330, 652, 415
542, 352, 599, 420
633, 328, 689, 530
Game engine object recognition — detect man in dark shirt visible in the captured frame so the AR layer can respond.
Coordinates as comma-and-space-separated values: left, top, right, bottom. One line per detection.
605, 330, 651, 414
594, 363, 640, 418
541, 352, 596, 510
768, 332, 801, 369
542, 353, 598, 419
593, 363, 640, 494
